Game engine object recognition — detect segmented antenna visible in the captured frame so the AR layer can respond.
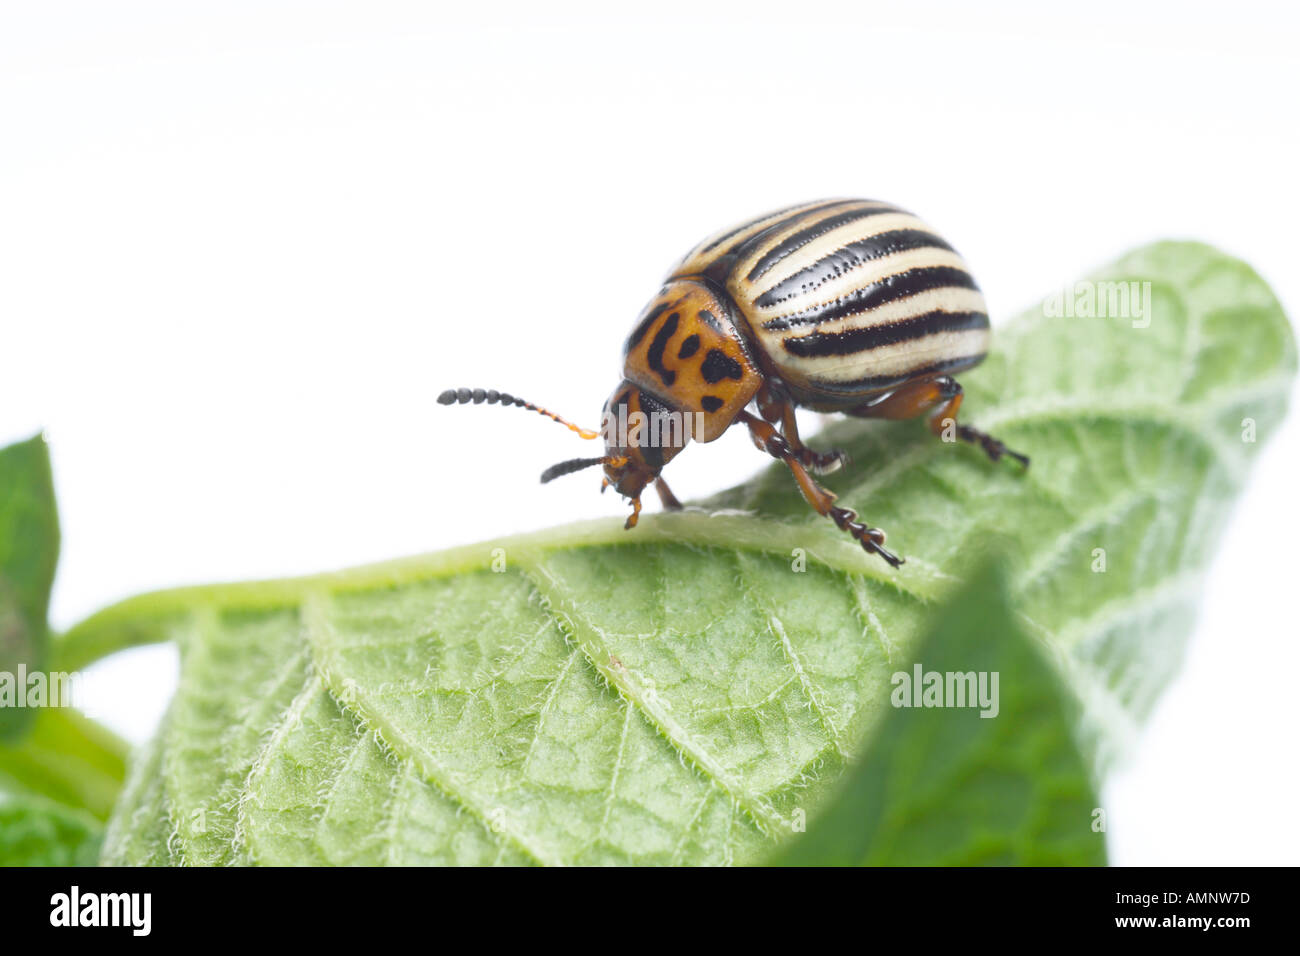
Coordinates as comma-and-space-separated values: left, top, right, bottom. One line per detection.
437, 388, 599, 440
540, 455, 628, 484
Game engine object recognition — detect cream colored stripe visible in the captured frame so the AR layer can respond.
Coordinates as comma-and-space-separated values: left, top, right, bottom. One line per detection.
676, 200, 847, 274
756, 247, 974, 317
780, 327, 992, 382
730, 200, 895, 279
745, 211, 935, 289
760, 286, 989, 339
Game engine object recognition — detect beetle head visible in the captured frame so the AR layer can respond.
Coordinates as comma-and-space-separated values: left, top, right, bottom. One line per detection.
594, 380, 689, 500
439, 381, 691, 527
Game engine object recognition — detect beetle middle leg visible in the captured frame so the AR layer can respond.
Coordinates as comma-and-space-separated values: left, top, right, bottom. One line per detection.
848, 376, 1029, 468
738, 411, 902, 567
654, 476, 683, 511
755, 380, 848, 475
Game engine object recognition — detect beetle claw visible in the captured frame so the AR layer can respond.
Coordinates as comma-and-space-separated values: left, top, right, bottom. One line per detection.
807, 448, 849, 475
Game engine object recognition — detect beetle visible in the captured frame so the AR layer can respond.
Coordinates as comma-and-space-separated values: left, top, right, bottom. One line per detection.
439, 198, 1027, 567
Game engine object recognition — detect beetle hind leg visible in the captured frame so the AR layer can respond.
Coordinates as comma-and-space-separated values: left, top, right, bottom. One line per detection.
739, 411, 902, 567
849, 376, 1029, 469
950, 421, 1030, 467
927, 378, 1030, 468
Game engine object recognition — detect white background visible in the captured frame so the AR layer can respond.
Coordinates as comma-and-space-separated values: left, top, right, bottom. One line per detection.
2, 1, 1296, 865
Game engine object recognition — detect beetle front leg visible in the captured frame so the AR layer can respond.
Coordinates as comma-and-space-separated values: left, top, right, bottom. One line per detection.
624, 495, 643, 530
754, 380, 849, 475
738, 411, 902, 567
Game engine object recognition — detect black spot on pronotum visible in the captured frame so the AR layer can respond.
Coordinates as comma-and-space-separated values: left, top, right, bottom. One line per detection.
635, 390, 671, 470
647, 312, 680, 387
700, 395, 724, 412
697, 309, 721, 331
625, 301, 670, 352
700, 348, 743, 384
677, 334, 700, 359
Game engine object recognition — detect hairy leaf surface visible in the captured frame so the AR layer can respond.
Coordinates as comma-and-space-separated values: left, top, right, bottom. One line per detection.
774, 562, 1105, 865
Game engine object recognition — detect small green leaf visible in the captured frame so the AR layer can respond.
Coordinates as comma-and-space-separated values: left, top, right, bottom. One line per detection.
0, 707, 128, 822
62, 241, 1293, 865
0, 434, 60, 740
0, 796, 102, 866
0, 437, 129, 865
773, 561, 1104, 865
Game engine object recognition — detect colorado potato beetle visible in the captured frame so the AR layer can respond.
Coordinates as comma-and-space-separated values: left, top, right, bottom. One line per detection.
439, 199, 1028, 567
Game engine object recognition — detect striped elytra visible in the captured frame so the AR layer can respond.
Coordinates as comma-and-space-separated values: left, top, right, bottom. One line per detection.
667, 198, 990, 410
441, 198, 1026, 568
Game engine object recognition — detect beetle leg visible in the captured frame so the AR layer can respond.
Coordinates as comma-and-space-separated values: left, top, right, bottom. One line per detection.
780, 403, 850, 474
654, 477, 684, 511
755, 380, 848, 475
738, 411, 902, 567
848, 376, 1029, 468
624, 496, 642, 530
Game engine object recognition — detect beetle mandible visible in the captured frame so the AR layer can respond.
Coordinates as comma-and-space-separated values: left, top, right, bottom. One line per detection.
439, 199, 1028, 567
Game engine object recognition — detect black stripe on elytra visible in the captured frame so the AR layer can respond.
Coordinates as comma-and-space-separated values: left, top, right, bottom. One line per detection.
647, 312, 680, 386
808, 355, 987, 395
700, 348, 743, 384
727, 200, 863, 265
677, 333, 700, 359
697, 200, 836, 255
782, 310, 988, 359
754, 229, 954, 309
700, 396, 724, 412
760, 266, 979, 332
625, 301, 671, 352
745, 203, 898, 283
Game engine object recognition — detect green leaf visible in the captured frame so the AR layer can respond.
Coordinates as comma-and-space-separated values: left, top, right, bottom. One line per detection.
0, 706, 128, 822
0, 435, 129, 865
773, 561, 1105, 865
0, 434, 60, 740
63, 241, 1292, 865
0, 795, 102, 866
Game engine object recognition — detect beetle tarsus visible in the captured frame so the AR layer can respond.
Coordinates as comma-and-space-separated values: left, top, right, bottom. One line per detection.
802, 447, 849, 475
956, 424, 1030, 470
739, 411, 903, 568
830, 505, 904, 567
